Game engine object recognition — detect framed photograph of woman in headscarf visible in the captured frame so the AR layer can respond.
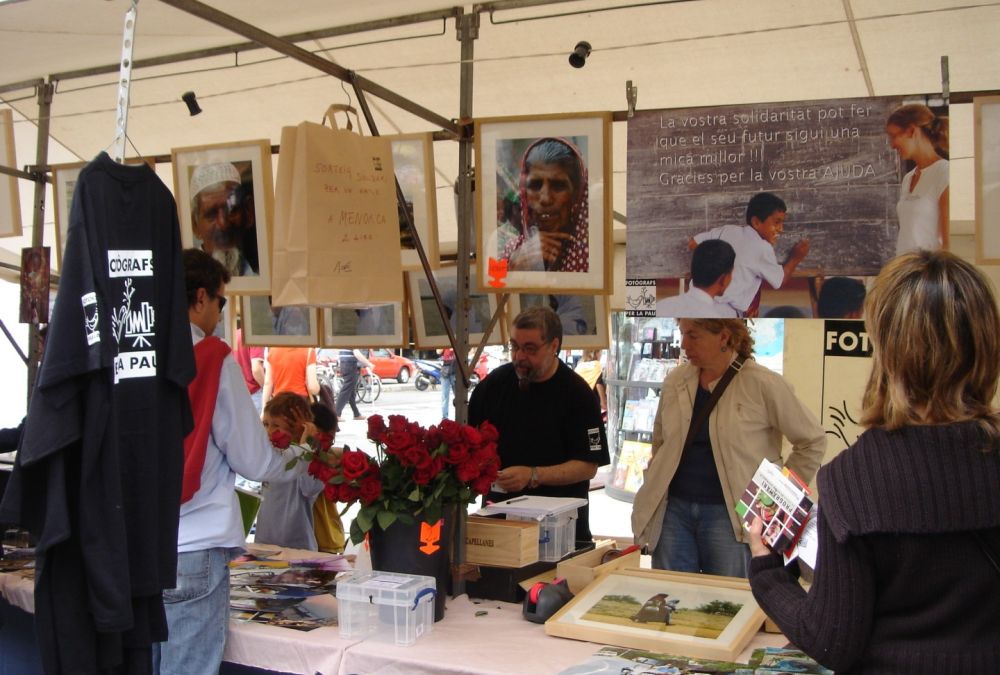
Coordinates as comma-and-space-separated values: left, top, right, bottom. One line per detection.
172, 139, 274, 295
475, 112, 612, 295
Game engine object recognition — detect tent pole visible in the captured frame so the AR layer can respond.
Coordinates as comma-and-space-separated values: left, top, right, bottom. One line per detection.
26, 82, 54, 404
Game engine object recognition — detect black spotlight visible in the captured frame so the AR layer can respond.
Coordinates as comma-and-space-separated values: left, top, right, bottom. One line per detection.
182, 91, 202, 116
568, 41, 591, 69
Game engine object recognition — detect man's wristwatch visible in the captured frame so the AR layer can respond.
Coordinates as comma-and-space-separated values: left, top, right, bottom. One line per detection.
529, 466, 540, 489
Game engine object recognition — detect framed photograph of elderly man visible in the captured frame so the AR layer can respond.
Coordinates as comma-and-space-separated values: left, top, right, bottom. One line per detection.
172, 139, 273, 294
475, 112, 612, 295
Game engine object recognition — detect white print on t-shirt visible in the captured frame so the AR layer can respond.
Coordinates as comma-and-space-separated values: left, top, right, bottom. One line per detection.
108, 250, 157, 383
108, 250, 154, 277
588, 428, 602, 451
82, 292, 100, 345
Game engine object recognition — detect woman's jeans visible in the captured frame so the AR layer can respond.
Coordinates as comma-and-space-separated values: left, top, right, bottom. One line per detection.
152, 547, 238, 675
652, 496, 750, 578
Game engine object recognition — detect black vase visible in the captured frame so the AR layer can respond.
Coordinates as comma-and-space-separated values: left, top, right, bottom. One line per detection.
368, 506, 455, 622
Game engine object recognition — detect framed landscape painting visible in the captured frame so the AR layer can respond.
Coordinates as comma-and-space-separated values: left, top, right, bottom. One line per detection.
545, 568, 765, 661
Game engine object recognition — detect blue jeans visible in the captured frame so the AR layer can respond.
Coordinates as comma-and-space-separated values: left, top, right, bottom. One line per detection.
652, 496, 750, 578
153, 547, 238, 675
441, 374, 454, 420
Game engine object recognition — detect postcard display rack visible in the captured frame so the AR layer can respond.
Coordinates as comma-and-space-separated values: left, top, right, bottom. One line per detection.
605, 314, 681, 503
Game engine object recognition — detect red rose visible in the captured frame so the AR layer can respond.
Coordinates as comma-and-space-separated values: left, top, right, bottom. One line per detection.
413, 466, 435, 485
313, 431, 334, 451
367, 415, 388, 443
269, 429, 292, 450
460, 425, 482, 446
308, 458, 335, 483
340, 450, 371, 481
323, 484, 339, 502
337, 482, 359, 502
471, 475, 493, 496
423, 427, 443, 453
386, 430, 416, 456
456, 460, 481, 482
445, 443, 470, 465
358, 476, 382, 505
402, 445, 431, 469
439, 419, 463, 445
387, 415, 409, 434
478, 421, 499, 444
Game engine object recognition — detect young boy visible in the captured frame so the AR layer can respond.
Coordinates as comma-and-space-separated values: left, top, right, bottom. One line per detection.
687, 192, 810, 317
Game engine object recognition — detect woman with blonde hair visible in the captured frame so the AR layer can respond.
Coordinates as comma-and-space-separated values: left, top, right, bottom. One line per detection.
885, 103, 950, 255
632, 318, 825, 577
748, 250, 1000, 673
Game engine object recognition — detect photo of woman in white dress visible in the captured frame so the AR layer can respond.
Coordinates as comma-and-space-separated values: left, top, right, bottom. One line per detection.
885, 103, 949, 255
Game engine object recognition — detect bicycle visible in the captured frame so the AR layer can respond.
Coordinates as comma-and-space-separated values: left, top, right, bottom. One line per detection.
356, 370, 382, 404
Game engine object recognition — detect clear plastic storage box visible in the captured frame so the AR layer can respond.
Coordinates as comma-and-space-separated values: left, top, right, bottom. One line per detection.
512, 508, 578, 562
336, 570, 436, 646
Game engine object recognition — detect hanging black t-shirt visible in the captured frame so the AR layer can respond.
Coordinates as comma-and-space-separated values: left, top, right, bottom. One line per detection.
0, 152, 194, 669
468, 360, 610, 542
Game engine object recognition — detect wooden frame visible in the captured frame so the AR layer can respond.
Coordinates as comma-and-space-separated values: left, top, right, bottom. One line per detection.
172, 139, 274, 294
320, 303, 406, 348
0, 108, 23, 238
388, 133, 439, 270
975, 95, 1000, 264
241, 295, 319, 347
51, 161, 84, 267
406, 264, 503, 349
545, 568, 765, 662
508, 292, 609, 349
475, 112, 612, 294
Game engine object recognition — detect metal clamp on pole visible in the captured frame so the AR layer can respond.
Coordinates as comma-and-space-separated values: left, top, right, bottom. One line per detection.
626, 80, 637, 118
112, 1, 139, 163
940, 55, 950, 105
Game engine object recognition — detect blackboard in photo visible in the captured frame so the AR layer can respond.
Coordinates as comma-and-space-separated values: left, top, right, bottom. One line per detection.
627, 96, 943, 318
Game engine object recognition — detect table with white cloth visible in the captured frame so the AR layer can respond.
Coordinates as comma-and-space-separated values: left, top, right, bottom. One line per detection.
2, 568, 789, 675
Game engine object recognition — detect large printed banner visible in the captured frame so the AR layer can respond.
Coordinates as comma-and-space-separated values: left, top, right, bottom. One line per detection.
625, 96, 949, 318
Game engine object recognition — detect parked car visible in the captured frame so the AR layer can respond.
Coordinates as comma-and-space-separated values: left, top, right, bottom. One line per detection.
365, 348, 416, 383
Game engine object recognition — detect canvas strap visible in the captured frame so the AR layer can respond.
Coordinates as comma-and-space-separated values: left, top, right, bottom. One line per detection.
322, 103, 360, 133
680, 355, 746, 454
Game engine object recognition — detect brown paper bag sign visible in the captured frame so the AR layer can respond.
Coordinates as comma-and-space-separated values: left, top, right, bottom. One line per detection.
272, 108, 404, 307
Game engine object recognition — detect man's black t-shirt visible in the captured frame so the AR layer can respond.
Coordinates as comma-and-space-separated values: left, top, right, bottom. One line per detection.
468, 360, 610, 541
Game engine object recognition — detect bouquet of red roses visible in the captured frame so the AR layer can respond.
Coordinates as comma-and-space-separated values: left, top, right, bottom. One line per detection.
307, 414, 500, 544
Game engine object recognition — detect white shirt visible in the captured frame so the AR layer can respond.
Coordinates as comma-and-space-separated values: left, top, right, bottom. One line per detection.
694, 225, 784, 313
656, 286, 738, 318
896, 158, 948, 255
178, 324, 303, 552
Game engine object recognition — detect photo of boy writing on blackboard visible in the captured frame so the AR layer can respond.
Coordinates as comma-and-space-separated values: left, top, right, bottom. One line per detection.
686, 192, 811, 318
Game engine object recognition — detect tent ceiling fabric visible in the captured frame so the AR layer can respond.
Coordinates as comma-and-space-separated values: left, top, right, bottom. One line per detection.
1, 0, 998, 248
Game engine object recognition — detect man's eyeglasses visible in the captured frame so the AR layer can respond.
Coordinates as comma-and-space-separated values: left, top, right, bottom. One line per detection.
213, 294, 227, 312
509, 339, 549, 356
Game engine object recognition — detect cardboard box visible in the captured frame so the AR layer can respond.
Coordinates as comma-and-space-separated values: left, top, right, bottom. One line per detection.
465, 516, 539, 568
555, 542, 641, 594
466, 542, 597, 603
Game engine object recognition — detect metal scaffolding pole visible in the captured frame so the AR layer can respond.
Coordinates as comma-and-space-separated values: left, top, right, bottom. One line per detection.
26, 82, 54, 404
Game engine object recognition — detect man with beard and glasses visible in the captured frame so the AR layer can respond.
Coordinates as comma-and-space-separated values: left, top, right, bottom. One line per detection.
468, 306, 609, 545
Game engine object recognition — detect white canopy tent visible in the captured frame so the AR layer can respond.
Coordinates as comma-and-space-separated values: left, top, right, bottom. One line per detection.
0, 0, 998, 423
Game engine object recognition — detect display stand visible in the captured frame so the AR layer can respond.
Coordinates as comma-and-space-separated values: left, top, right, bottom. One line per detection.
604, 314, 679, 503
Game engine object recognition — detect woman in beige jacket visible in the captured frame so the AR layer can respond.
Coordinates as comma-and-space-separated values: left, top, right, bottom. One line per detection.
631, 318, 825, 577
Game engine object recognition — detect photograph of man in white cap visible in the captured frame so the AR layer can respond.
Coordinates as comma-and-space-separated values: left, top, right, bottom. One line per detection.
189, 162, 258, 278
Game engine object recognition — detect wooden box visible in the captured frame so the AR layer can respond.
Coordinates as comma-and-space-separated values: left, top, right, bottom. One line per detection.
555, 541, 641, 594
465, 516, 539, 568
